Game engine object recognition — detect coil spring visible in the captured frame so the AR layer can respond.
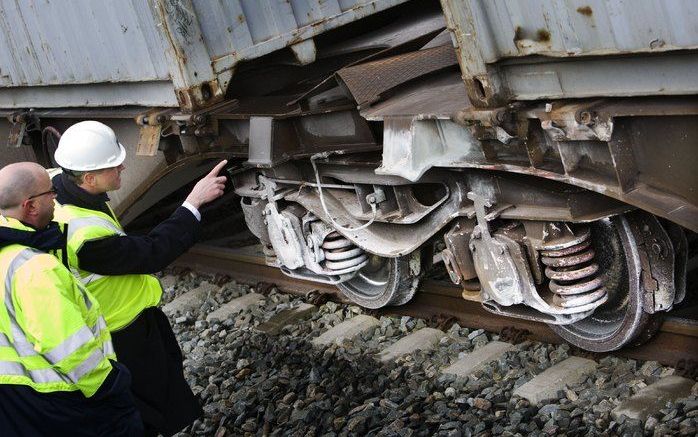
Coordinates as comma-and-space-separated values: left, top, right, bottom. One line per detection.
321, 231, 368, 273
540, 226, 607, 311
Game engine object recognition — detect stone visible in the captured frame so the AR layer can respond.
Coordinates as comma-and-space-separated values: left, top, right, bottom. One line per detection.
682, 399, 698, 413
377, 328, 445, 362
162, 281, 217, 316
346, 416, 367, 433
255, 303, 317, 335
639, 360, 661, 377
159, 274, 178, 291
312, 315, 380, 347
564, 388, 578, 402
206, 293, 265, 322
467, 329, 484, 340
473, 398, 491, 410
442, 341, 514, 377
513, 356, 597, 405
612, 376, 695, 422
539, 404, 559, 417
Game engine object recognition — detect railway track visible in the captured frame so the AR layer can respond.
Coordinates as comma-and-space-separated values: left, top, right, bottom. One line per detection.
174, 244, 698, 369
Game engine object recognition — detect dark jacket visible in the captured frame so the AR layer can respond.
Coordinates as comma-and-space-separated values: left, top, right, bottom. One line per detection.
52, 173, 203, 436
53, 173, 201, 275
0, 221, 143, 437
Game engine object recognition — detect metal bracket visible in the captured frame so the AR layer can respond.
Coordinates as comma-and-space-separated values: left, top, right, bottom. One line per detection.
7, 111, 39, 148
259, 176, 304, 270
135, 108, 175, 156
539, 105, 614, 141
467, 191, 523, 306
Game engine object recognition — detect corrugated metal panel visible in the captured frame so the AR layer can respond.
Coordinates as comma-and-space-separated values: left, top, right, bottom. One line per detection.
460, 0, 698, 62
0, 0, 410, 108
440, 0, 698, 106
0, 81, 178, 108
0, 0, 170, 87
194, 0, 410, 73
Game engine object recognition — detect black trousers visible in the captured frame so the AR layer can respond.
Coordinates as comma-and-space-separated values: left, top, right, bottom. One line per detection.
0, 361, 143, 437
112, 307, 203, 437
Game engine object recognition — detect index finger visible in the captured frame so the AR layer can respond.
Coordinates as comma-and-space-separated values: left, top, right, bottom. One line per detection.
206, 160, 228, 178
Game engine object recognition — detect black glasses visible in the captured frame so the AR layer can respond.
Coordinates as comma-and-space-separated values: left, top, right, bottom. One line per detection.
27, 187, 57, 200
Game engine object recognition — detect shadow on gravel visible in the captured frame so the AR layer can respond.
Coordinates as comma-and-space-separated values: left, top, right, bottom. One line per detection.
185, 329, 561, 437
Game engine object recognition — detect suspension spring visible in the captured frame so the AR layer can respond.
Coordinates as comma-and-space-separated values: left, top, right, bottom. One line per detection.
321, 231, 368, 273
540, 226, 607, 312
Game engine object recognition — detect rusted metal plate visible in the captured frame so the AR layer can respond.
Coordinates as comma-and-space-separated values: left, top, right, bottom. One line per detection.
136, 125, 162, 157
336, 45, 458, 108
362, 71, 470, 119
6, 119, 25, 148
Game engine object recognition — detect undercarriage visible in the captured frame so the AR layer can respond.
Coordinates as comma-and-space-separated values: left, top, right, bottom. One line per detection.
232, 153, 690, 352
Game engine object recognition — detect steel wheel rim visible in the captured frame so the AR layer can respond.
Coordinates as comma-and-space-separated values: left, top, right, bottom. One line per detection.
341, 255, 391, 299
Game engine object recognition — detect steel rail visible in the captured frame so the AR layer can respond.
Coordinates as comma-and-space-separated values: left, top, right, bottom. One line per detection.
175, 244, 698, 368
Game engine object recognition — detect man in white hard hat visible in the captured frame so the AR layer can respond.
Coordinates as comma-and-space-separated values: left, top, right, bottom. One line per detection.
52, 120, 228, 436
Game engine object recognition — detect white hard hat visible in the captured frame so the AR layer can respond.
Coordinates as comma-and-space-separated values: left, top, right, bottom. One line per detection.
54, 121, 126, 171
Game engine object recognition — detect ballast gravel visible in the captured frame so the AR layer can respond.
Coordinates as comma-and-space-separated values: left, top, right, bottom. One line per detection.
156, 270, 697, 436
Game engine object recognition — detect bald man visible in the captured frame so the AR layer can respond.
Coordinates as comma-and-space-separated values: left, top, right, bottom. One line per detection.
0, 163, 142, 436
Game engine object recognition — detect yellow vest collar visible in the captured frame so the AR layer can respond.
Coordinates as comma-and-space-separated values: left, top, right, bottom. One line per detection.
0, 215, 35, 232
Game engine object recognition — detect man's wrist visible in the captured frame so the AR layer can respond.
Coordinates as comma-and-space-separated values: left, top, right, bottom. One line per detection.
184, 195, 202, 209
181, 201, 202, 221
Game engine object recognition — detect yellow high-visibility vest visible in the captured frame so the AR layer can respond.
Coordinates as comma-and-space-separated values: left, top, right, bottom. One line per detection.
0, 216, 114, 397
54, 203, 162, 332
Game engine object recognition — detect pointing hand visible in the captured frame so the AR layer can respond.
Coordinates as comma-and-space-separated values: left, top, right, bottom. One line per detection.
184, 160, 228, 209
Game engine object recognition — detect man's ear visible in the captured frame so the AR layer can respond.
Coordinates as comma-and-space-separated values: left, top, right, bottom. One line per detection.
82, 172, 96, 186
21, 199, 38, 217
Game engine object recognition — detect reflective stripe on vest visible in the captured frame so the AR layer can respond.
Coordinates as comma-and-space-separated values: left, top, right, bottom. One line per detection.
0, 248, 111, 385
0, 361, 71, 384
43, 326, 93, 364
66, 216, 125, 240
66, 216, 123, 285
66, 348, 105, 383
58, 204, 162, 331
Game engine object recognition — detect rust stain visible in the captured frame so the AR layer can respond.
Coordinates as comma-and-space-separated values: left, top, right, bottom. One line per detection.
576, 6, 593, 16
536, 29, 551, 42
514, 26, 551, 45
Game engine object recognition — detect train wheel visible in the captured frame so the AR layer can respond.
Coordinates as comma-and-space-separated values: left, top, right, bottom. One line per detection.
548, 213, 661, 352
337, 254, 419, 309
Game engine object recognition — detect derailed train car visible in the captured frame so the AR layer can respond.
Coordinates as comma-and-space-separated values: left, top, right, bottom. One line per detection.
1, 0, 696, 352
